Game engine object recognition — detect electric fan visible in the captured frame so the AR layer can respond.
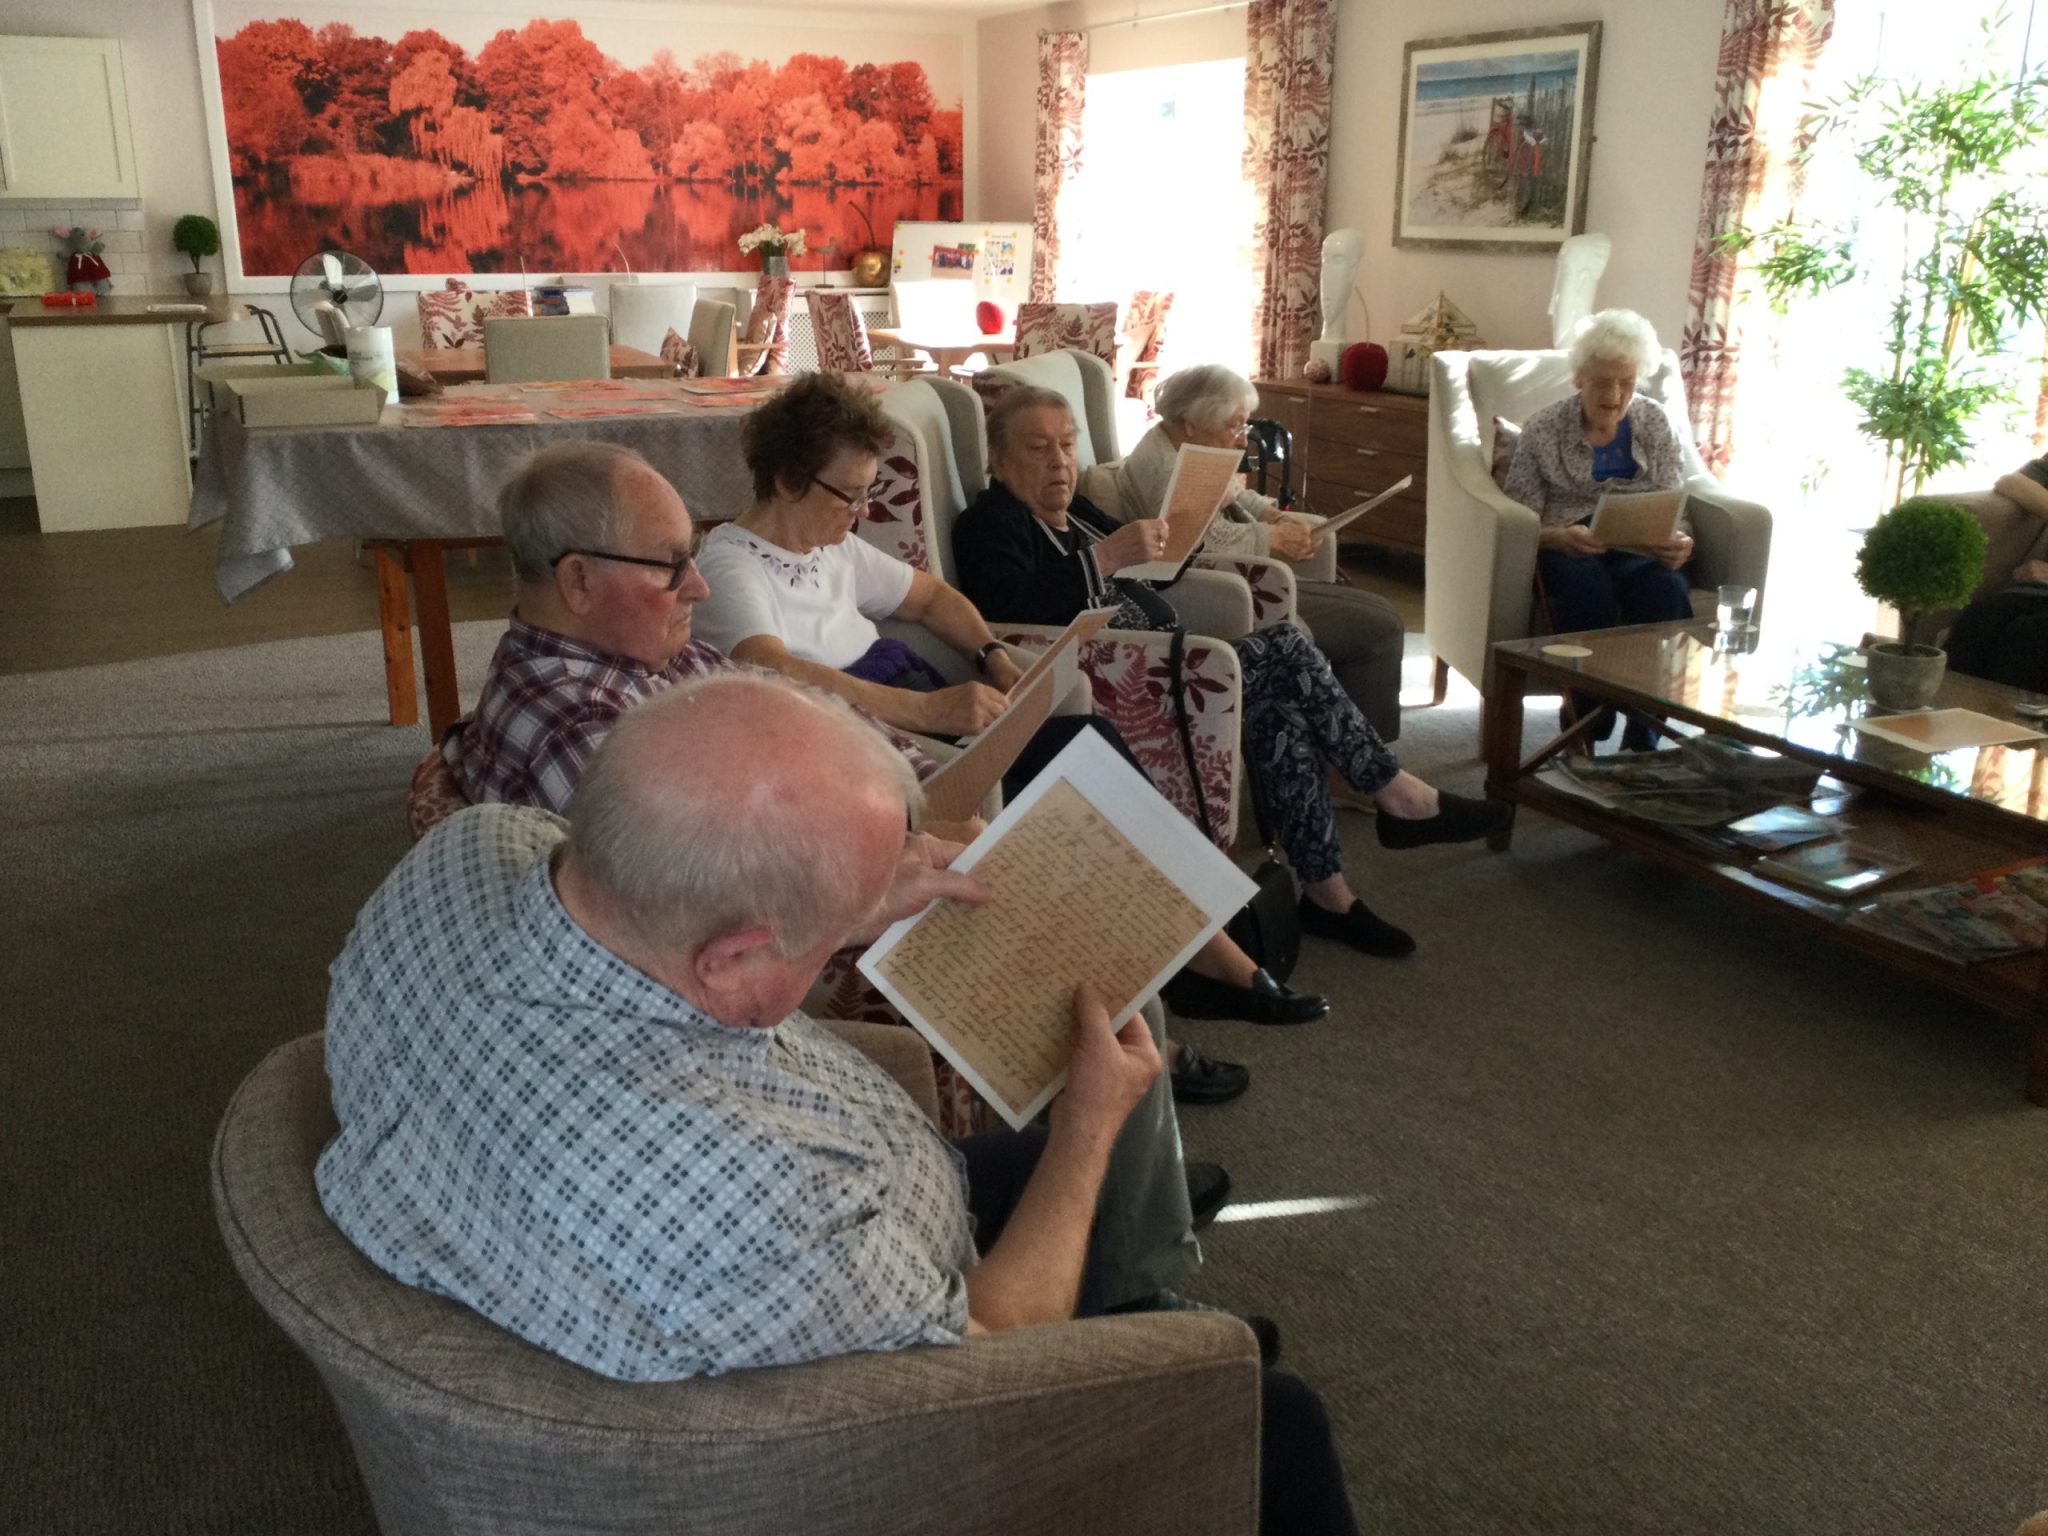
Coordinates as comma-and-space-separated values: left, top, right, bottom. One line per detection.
288, 247, 384, 346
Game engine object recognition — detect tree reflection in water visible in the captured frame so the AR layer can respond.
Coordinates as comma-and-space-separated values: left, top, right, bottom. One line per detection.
233, 179, 960, 276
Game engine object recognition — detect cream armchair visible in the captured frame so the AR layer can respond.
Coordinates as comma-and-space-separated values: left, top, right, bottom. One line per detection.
1425, 347, 1773, 699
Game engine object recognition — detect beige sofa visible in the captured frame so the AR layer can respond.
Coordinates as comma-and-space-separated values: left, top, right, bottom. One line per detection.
1424, 347, 1774, 701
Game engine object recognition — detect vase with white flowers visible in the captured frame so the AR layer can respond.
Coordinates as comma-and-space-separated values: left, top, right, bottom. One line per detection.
737, 223, 806, 277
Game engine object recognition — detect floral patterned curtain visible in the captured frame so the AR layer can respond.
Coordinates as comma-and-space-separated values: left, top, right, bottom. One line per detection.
1031, 31, 1087, 304
1243, 0, 1336, 381
1681, 0, 1838, 476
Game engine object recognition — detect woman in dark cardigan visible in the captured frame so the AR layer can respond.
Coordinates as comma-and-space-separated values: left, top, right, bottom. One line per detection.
953, 385, 1508, 959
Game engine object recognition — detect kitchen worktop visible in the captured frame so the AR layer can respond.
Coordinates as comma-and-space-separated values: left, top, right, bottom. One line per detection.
2, 293, 238, 327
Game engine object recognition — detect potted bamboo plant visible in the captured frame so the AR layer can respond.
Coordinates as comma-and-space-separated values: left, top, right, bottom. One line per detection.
172, 215, 220, 297
1856, 496, 1987, 710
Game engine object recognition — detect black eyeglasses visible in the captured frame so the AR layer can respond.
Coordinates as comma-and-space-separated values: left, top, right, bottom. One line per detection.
550, 548, 696, 591
811, 476, 887, 511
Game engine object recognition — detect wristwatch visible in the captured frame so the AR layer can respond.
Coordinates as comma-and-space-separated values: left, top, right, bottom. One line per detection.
974, 640, 1006, 673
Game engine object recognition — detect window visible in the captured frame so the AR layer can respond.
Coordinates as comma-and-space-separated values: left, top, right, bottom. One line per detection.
1056, 57, 1258, 380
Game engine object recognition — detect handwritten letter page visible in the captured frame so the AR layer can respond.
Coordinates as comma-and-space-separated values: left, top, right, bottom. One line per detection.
1006, 606, 1118, 700
1119, 442, 1245, 582
859, 729, 1256, 1128
921, 671, 1056, 824
1311, 475, 1415, 547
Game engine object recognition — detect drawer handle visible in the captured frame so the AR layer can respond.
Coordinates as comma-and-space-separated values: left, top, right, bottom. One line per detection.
1352, 405, 1383, 415
1353, 447, 1380, 458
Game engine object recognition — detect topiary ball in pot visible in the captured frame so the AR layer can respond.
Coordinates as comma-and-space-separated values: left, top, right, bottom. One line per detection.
1855, 496, 1986, 709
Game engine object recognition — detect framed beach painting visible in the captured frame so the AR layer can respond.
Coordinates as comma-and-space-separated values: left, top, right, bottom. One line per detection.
1393, 23, 1601, 251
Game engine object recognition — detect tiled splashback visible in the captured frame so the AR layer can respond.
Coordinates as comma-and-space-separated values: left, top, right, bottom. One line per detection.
0, 199, 185, 290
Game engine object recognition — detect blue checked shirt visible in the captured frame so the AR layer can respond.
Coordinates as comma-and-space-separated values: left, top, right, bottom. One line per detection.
316, 803, 975, 1381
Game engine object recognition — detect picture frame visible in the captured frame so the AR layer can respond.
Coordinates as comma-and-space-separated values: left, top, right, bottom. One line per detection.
1392, 22, 1602, 252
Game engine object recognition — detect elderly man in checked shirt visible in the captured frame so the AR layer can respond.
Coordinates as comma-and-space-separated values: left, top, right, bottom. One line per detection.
318, 675, 1357, 1536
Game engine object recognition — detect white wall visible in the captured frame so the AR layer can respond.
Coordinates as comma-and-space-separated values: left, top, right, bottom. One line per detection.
974, 0, 1724, 360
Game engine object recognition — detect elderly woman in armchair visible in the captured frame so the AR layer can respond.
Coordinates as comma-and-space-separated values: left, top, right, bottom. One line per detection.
1502, 308, 1695, 748
1113, 364, 1407, 739
953, 384, 1509, 962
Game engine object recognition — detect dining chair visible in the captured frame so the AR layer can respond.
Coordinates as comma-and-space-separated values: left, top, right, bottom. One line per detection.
1121, 290, 1175, 404
687, 298, 738, 378
804, 290, 929, 377
736, 276, 794, 376
481, 315, 611, 383
608, 281, 699, 357
1011, 302, 1119, 368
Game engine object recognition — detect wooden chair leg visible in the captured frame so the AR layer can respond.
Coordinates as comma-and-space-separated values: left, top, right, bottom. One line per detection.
1430, 654, 1450, 706
372, 545, 419, 728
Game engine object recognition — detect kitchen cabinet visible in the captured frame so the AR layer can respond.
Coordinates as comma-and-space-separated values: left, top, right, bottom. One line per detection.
0, 37, 139, 199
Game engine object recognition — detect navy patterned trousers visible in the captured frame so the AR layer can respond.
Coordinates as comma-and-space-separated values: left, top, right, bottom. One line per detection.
1237, 622, 1400, 884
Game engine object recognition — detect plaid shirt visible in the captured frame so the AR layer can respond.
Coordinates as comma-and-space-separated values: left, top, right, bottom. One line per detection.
455, 617, 936, 815
316, 804, 976, 1381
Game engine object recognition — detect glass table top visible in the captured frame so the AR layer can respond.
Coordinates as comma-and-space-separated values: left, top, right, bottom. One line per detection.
1497, 621, 2048, 827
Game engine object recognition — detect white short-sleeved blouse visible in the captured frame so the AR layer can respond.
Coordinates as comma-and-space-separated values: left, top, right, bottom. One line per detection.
693, 525, 917, 669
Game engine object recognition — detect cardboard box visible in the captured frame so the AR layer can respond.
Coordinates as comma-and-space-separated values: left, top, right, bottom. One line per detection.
196, 361, 334, 413
222, 373, 387, 428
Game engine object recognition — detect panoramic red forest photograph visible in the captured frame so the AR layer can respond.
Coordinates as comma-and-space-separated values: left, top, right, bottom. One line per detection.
211, 10, 966, 277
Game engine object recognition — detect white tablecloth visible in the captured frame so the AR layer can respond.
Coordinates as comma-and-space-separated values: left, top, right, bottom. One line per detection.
188, 401, 759, 602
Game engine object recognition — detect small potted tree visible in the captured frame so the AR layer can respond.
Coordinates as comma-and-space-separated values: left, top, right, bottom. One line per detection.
1856, 496, 1987, 710
172, 215, 220, 297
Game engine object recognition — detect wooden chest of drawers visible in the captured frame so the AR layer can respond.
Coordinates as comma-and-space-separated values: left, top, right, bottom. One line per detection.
1250, 378, 1429, 554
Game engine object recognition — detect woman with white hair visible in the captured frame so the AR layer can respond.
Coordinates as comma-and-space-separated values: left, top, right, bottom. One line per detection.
1113, 364, 1407, 739
1502, 308, 1694, 748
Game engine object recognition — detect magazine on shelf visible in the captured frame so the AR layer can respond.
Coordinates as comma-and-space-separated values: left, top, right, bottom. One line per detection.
1751, 841, 1917, 899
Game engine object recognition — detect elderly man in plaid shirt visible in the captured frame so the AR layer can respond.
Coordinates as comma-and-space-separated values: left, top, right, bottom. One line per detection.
438, 442, 1275, 1340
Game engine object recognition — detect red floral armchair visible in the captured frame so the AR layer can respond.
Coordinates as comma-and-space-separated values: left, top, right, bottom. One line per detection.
737, 276, 793, 376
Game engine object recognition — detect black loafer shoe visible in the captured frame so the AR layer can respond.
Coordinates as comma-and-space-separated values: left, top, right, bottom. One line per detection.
1104, 1288, 1281, 1365
1299, 894, 1416, 958
1172, 1044, 1250, 1106
1161, 967, 1329, 1025
1185, 1160, 1232, 1230
1376, 790, 1513, 850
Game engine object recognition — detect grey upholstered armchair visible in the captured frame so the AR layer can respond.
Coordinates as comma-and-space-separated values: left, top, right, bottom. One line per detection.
212, 1030, 1262, 1536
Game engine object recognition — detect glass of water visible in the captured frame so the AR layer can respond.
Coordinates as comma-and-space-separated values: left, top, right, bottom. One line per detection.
1716, 583, 1757, 634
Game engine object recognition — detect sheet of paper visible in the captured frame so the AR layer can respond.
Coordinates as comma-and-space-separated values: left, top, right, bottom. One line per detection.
675, 376, 793, 395
858, 729, 1256, 1130
1588, 489, 1686, 551
543, 402, 684, 420
1119, 442, 1245, 582
1850, 708, 2047, 755
1006, 606, 1118, 701
921, 671, 1056, 824
1310, 475, 1415, 547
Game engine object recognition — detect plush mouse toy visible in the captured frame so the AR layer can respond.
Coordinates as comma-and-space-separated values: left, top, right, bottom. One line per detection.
55, 226, 112, 295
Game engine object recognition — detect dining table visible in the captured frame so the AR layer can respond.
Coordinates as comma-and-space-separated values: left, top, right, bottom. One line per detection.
187, 379, 776, 735
867, 325, 1014, 377
397, 342, 673, 384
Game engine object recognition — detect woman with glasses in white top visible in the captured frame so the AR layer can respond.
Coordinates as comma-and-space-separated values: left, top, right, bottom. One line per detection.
1113, 364, 1408, 740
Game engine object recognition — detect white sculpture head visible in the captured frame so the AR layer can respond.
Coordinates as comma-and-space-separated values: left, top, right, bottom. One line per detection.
1318, 228, 1366, 344
1549, 233, 1613, 349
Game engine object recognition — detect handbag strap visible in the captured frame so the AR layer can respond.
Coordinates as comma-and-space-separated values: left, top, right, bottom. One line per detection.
1164, 628, 1217, 843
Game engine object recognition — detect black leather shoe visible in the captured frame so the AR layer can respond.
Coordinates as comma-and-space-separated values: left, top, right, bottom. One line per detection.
1376, 790, 1513, 850
1161, 967, 1329, 1026
1186, 1161, 1232, 1230
1171, 1043, 1250, 1106
1105, 1288, 1281, 1365
1299, 893, 1416, 957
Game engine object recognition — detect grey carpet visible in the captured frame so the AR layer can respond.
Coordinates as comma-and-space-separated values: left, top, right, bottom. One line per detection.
6, 623, 2048, 1535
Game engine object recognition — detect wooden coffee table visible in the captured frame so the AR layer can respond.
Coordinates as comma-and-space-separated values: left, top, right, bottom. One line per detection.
1484, 620, 2048, 1103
